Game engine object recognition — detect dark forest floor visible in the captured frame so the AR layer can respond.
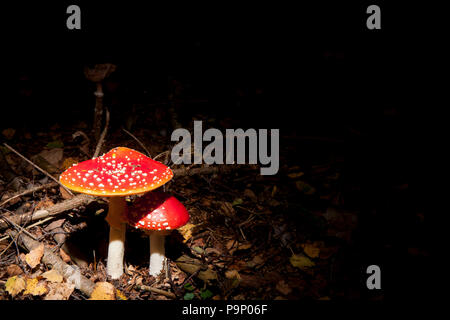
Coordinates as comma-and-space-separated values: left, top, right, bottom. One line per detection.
0, 77, 423, 301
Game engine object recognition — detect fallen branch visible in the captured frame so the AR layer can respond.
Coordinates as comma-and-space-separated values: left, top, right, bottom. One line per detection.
0, 194, 93, 230
8, 230, 95, 297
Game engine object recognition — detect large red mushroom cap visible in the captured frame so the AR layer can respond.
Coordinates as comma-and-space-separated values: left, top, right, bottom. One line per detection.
125, 192, 189, 231
59, 147, 173, 196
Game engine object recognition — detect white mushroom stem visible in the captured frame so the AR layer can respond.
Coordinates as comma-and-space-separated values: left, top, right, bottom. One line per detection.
148, 231, 170, 277
105, 197, 127, 279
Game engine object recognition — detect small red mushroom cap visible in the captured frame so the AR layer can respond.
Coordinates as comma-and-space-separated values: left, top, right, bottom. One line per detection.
125, 192, 189, 231
59, 147, 173, 196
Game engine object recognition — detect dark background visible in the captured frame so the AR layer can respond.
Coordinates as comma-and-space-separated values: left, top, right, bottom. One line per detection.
1, 1, 430, 302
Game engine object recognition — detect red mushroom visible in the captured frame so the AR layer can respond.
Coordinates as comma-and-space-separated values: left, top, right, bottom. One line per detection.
125, 192, 189, 277
59, 147, 173, 279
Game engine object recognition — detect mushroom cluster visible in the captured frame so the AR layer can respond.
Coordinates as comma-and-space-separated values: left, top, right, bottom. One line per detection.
125, 192, 189, 276
59, 147, 178, 279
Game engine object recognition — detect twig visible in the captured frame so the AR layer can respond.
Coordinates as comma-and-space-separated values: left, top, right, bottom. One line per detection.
0, 215, 38, 241
122, 128, 152, 158
93, 108, 110, 158
0, 216, 55, 243
0, 182, 58, 207
0, 194, 93, 231
3, 143, 74, 197
136, 284, 177, 299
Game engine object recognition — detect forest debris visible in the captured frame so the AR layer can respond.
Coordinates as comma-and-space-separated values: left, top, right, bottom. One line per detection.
44, 219, 65, 232
25, 243, 44, 268
302, 243, 321, 258
37, 148, 63, 168
60, 186, 73, 199
6, 264, 23, 277
59, 248, 71, 263
9, 230, 95, 296
42, 269, 63, 283
295, 181, 316, 195
35, 197, 55, 210
136, 284, 176, 299
276, 280, 292, 296
23, 278, 48, 296
175, 255, 217, 283
0, 182, 58, 207
2, 128, 16, 140
246, 254, 265, 268
45, 282, 75, 300
0, 194, 93, 230
243, 189, 257, 202
177, 223, 197, 243
219, 202, 236, 218
290, 253, 315, 270
89, 282, 116, 300
5, 276, 26, 297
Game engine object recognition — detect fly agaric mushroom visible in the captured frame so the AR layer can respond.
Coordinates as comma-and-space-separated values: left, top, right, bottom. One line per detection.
59, 147, 173, 279
125, 192, 189, 277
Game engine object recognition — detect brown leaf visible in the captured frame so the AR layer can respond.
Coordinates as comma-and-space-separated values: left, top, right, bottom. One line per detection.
6, 264, 23, 277
42, 269, 63, 283
35, 197, 55, 210
59, 186, 73, 200
276, 280, 292, 296
44, 219, 66, 232
59, 248, 71, 263
44, 282, 75, 300
25, 244, 45, 268
89, 282, 116, 300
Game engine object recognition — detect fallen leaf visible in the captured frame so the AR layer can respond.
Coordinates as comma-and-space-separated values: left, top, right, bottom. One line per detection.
231, 198, 244, 206
25, 244, 45, 268
115, 289, 127, 300
61, 157, 79, 171
44, 282, 75, 300
276, 280, 292, 295
44, 219, 66, 232
288, 172, 304, 179
42, 269, 63, 283
177, 223, 197, 243
302, 243, 320, 258
225, 269, 241, 280
24, 278, 48, 296
59, 186, 73, 200
5, 276, 26, 297
38, 148, 63, 167
6, 264, 23, 277
89, 282, 116, 300
243, 189, 257, 202
290, 253, 315, 270
246, 254, 265, 268
59, 248, 71, 263
295, 181, 316, 195
35, 197, 55, 210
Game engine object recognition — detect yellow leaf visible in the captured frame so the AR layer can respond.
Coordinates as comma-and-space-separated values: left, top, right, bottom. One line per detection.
177, 223, 196, 243
24, 278, 48, 296
5, 276, 26, 297
225, 269, 241, 280
89, 282, 116, 300
289, 254, 315, 270
302, 243, 320, 258
25, 244, 44, 269
115, 289, 127, 300
42, 269, 63, 283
